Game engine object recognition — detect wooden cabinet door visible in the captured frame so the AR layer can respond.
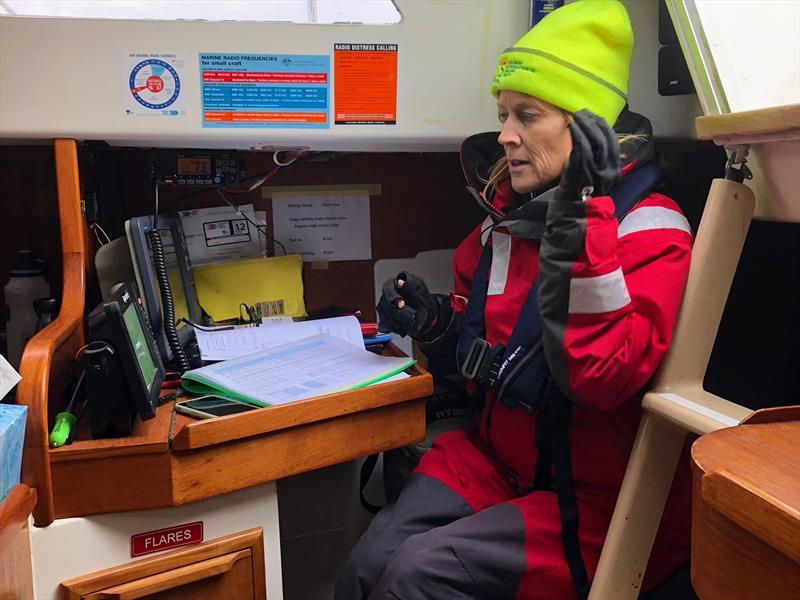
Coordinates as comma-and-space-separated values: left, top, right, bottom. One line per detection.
60, 528, 266, 600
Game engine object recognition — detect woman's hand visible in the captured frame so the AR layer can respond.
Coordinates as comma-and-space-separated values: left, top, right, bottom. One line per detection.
376, 272, 439, 339
555, 109, 621, 202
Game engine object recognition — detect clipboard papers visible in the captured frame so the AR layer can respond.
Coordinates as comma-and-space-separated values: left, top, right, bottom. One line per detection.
193, 315, 365, 361
181, 333, 415, 407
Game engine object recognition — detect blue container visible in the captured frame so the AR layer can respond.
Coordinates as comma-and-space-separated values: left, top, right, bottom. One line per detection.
0, 403, 27, 501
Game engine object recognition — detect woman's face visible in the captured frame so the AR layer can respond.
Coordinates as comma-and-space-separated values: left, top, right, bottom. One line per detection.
497, 91, 572, 194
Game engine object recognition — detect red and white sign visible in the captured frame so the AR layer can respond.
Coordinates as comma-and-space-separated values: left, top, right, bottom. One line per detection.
130, 521, 204, 557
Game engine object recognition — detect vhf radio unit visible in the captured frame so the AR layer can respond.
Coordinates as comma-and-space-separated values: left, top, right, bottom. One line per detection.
147, 150, 243, 186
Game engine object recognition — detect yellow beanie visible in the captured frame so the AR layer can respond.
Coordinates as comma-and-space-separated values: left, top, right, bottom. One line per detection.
490, 0, 633, 127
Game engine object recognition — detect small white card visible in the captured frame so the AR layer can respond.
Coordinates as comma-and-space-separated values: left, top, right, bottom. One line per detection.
271, 190, 371, 262
178, 204, 264, 265
0, 353, 21, 401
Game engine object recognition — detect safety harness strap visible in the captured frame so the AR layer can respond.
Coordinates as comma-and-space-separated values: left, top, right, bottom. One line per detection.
538, 379, 591, 600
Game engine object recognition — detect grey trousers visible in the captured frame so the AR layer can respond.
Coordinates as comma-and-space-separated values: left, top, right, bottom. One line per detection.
334, 474, 527, 600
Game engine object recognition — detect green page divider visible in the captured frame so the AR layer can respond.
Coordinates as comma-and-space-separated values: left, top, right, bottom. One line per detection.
181, 359, 416, 408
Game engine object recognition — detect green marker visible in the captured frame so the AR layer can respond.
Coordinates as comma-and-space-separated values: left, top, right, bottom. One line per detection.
49, 411, 77, 448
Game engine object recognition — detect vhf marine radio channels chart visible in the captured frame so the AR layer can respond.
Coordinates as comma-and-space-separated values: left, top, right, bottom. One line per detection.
123, 53, 187, 117
199, 53, 330, 128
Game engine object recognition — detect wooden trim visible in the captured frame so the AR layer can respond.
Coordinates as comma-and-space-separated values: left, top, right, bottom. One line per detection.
702, 468, 800, 564
695, 103, 800, 140
691, 476, 800, 599
59, 528, 265, 600
18, 139, 88, 527
48, 394, 425, 518
691, 418, 800, 597
83, 549, 252, 600
52, 453, 174, 520
0, 484, 37, 554
260, 182, 382, 198
171, 367, 431, 451
50, 404, 173, 463
741, 405, 800, 425
171, 399, 425, 505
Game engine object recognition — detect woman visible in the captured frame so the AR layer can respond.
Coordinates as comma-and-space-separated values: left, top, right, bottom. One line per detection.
336, 1, 693, 599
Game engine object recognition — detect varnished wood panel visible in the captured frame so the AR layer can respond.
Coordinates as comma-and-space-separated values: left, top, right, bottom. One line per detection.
0, 484, 36, 600
741, 405, 800, 425
52, 453, 173, 519
50, 403, 173, 463
171, 400, 425, 505
48, 388, 425, 518
0, 519, 34, 600
691, 411, 800, 599
691, 479, 800, 600
696, 103, 800, 140
692, 418, 800, 568
0, 484, 36, 553
60, 528, 265, 600
18, 139, 89, 526
701, 468, 800, 564
84, 549, 254, 600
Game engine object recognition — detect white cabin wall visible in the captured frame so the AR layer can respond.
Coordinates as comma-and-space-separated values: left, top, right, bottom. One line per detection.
1, 0, 701, 150
0, 1, 529, 150
694, 0, 800, 113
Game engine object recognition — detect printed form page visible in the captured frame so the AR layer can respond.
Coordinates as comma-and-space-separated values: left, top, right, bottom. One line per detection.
186, 333, 412, 405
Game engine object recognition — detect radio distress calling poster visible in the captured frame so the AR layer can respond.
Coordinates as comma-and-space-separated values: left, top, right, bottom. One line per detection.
199, 53, 330, 128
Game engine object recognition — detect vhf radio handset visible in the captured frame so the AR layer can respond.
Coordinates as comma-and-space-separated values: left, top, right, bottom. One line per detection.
144, 149, 239, 371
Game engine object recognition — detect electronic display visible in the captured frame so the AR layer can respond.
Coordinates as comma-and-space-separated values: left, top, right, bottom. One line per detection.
122, 302, 158, 390
176, 396, 258, 418
147, 150, 241, 186
177, 156, 211, 175
86, 282, 165, 426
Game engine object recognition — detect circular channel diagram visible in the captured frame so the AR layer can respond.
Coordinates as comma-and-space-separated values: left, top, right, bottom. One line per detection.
129, 59, 181, 110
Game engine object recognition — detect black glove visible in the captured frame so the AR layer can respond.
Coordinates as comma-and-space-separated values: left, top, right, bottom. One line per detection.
555, 109, 622, 202
376, 272, 441, 339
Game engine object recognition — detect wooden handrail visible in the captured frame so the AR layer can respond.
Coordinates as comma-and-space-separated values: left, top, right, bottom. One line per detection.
17, 139, 87, 526
85, 549, 252, 599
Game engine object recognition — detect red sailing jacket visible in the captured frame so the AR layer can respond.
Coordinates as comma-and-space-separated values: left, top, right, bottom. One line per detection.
451, 187, 692, 497
440, 117, 694, 584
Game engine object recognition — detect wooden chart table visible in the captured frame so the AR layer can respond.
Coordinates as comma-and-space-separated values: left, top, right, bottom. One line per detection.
690, 407, 800, 599
48, 359, 430, 520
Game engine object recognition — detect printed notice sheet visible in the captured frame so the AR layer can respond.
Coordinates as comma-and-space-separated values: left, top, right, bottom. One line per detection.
271, 190, 371, 261
334, 43, 398, 125
194, 315, 364, 361
199, 53, 330, 128
182, 334, 415, 406
178, 204, 264, 265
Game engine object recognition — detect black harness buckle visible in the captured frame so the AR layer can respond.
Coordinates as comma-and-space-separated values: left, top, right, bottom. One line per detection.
461, 338, 488, 380
460, 337, 505, 389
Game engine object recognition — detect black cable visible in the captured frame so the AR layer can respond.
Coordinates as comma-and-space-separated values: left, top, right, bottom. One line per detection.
64, 369, 86, 413
162, 185, 229, 213
216, 190, 288, 256
66, 371, 89, 445
162, 151, 323, 214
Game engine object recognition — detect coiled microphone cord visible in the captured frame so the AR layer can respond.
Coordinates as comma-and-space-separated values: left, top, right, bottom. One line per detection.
148, 227, 190, 373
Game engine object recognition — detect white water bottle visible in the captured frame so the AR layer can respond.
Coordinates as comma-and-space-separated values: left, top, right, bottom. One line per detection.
4, 250, 50, 369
